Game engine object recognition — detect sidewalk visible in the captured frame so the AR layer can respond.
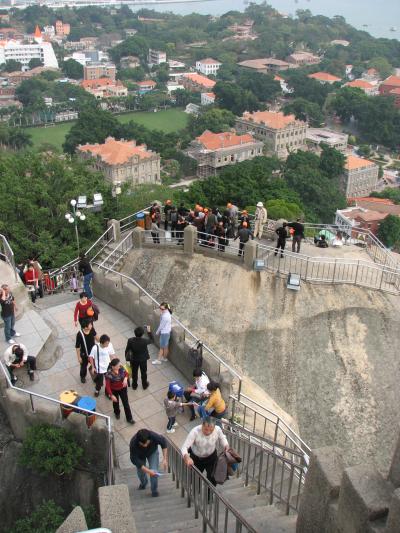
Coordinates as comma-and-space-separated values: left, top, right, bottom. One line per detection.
10, 296, 199, 469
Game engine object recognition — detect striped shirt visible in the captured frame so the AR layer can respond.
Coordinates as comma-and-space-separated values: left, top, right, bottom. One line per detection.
181, 425, 228, 458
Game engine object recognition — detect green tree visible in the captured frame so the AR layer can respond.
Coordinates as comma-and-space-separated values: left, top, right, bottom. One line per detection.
367, 57, 393, 79
188, 108, 236, 137
11, 500, 65, 533
266, 199, 303, 220
283, 98, 324, 127
236, 70, 281, 102
214, 81, 260, 115
319, 144, 345, 179
62, 58, 84, 80
63, 105, 120, 154
28, 58, 43, 69
118, 66, 145, 81
378, 214, 400, 248
2, 59, 22, 72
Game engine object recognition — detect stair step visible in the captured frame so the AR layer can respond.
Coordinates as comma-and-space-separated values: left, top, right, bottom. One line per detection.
143, 518, 202, 533
239, 506, 297, 533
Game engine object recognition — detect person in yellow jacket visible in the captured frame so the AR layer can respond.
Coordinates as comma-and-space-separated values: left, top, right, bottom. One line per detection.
198, 381, 227, 421
254, 201, 268, 239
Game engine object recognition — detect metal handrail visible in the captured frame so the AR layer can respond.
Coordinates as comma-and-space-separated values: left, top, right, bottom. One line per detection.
93, 262, 243, 398
167, 437, 258, 532
222, 423, 307, 514
99, 230, 133, 269
0, 233, 17, 280
0, 360, 114, 485
229, 393, 311, 459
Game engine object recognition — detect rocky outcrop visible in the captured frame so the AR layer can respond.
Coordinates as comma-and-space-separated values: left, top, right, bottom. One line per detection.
121, 248, 400, 473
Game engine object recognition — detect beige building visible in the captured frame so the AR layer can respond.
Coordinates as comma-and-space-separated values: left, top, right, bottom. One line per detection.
83, 62, 116, 81
237, 57, 291, 74
286, 51, 320, 66
342, 155, 379, 198
77, 137, 161, 186
235, 110, 307, 159
187, 130, 264, 177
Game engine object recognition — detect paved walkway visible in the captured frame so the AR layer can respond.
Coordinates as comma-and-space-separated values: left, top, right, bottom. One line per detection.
7, 294, 199, 469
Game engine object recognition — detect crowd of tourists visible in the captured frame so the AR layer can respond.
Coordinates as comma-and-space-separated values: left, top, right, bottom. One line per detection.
148, 200, 306, 256
1, 273, 236, 497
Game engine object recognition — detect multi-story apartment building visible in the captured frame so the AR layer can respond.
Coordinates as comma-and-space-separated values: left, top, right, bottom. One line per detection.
77, 137, 161, 186
83, 62, 116, 81
335, 206, 387, 237
201, 92, 215, 105
235, 110, 307, 159
195, 58, 221, 76
55, 20, 70, 36
341, 155, 379, 198
345, 79, 378, 95
187, 130, 264, 177
0, 32, 58, 68
148, 49, 167, 66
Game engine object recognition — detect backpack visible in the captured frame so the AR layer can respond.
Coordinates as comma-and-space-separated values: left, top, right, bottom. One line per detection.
188, 341, 203, 368
170, 211, 178, 223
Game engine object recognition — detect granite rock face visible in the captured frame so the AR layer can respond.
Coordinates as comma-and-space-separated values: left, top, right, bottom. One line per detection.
122, 248, 400, 472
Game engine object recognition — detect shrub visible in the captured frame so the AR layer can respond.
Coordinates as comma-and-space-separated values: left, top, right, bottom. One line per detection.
11, 500, 65, 533
19, 424, 83, 476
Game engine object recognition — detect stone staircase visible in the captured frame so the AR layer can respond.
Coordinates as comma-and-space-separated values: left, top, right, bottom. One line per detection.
115, 456, 297, 533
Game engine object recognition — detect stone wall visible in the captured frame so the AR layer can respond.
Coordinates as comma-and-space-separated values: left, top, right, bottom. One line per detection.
297, 438, 400, 533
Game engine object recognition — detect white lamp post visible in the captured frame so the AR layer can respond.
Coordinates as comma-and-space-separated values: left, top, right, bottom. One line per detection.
65, 199, 87, 254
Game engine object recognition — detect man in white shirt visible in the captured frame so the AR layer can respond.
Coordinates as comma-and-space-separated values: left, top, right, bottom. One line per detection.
89, 334, 115, 397
4, 343, 36, 384
181, 417, 229, 485
184, 368, 210, 421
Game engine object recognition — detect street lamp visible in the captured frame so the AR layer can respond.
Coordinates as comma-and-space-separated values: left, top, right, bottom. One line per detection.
65, 199, 86, 254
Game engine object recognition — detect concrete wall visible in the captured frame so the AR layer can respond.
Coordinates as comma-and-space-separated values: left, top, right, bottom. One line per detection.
92, 267, 231, 393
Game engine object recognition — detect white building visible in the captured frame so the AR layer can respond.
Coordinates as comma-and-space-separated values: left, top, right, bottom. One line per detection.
195, 58, 221, 76
201, 92, 215, 105
306, 128, 348, 152
148, 49, 167, 67
0, 39, 58, 68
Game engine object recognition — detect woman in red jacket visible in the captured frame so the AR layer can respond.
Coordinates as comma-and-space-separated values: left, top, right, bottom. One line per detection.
24, 264, 38, 303
73, 292, 93, 328
105, 358, 135, 424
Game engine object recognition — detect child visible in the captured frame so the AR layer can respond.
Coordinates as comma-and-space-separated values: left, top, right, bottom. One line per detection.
163, 391, 191, 434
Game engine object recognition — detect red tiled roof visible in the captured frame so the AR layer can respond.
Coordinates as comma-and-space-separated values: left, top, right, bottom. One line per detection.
241, 110, 303, 129
81, 78, 118, 88
78, 137, 154, 165
346, 79, 374, 89
381, 75, 400, 87
348, 197, 395, 205
308, 72, 342, 82
390, 88, 400, 95
136, 80, 157, 87
346, 155, 376, 171
196, 130, 256, 150
183, 73, 216, 88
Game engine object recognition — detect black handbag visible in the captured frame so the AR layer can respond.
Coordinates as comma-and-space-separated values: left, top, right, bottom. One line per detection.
188, 341, 203, 368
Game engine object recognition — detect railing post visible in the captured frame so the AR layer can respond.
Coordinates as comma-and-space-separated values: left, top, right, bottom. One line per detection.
132, 227, 144, 248
354, 260, 360, 285
107, 219, 121, 242
304, 257, 309, 281
332, 258, 337, 283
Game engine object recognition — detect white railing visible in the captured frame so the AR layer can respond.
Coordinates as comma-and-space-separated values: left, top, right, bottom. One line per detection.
0, 233, 17, 280
99, 230, 134, 270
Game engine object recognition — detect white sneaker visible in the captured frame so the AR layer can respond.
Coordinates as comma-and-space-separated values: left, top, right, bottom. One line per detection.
14, 332, 21, 337
166, 428, 175, 433
173, 422, 178, 427
8, 339, 15, 344
152, 360, 162, 365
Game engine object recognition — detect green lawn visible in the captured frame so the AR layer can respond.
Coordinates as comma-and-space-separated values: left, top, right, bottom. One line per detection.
117, 108, 189, 132
28, 108, 189, 150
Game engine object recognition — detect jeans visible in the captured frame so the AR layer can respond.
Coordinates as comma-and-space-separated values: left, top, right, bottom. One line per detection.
111, 387, 133, 421
83, 273, 93, 299
136, 449, 159, 493
131, 360, 148, 388
275, 238, 286, 257
167, 416, 176, 430
3, 314, 16, 341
